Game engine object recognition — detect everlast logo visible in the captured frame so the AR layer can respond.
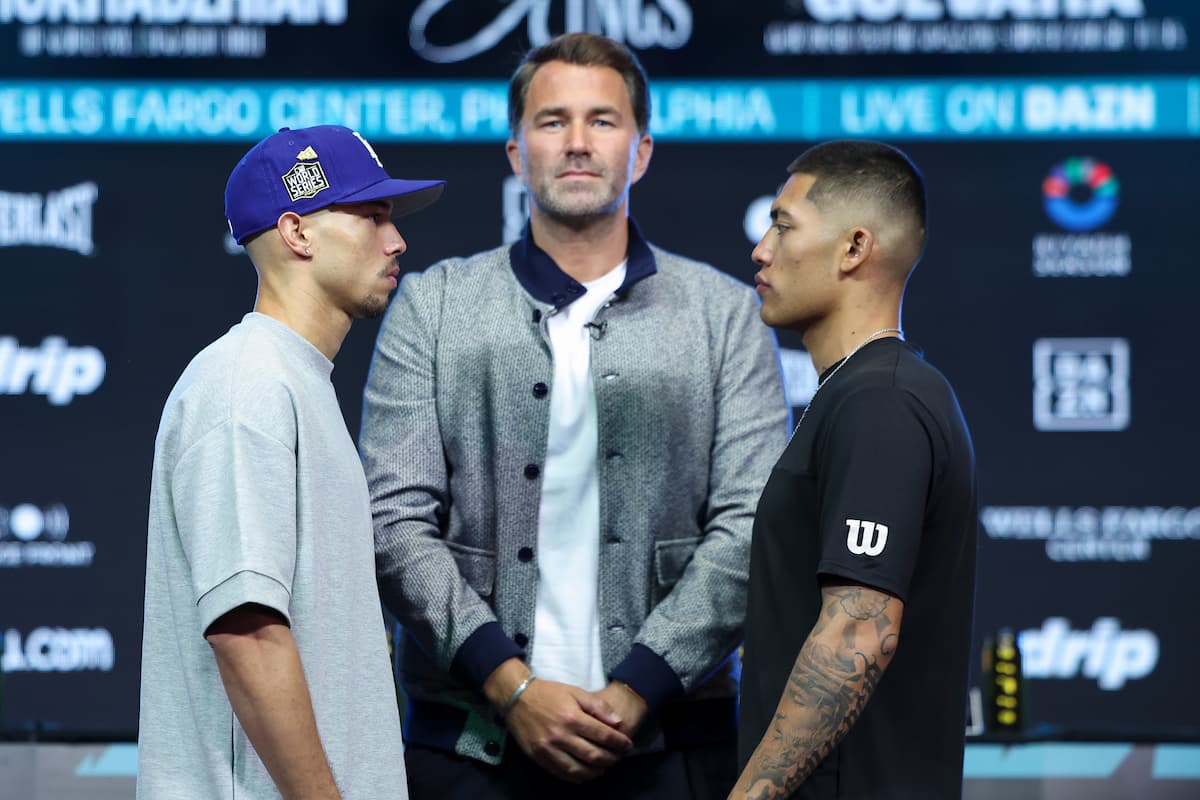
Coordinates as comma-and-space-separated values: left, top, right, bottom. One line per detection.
0, 182, 98, 255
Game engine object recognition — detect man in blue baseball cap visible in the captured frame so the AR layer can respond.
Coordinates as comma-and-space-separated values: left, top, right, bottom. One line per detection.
137, 125, 443, 800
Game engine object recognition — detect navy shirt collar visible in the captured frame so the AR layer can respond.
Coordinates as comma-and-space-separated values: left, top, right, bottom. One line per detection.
508, 217, 657, 308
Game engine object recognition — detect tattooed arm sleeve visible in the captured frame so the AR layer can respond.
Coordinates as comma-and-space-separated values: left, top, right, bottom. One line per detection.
730, 582, 904, 800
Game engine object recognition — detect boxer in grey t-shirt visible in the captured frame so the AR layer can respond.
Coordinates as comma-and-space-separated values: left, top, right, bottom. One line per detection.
137, 125, 443, 799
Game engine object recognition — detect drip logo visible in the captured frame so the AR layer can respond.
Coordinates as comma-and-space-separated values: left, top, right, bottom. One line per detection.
1033, 337, 1129, 431
0, 336, 106, 405
1043, 157, 1118, 232
2, 627, 114, 673
1020, 617, 1158, 690
410, 0, 694, 64
0, 502, 96, 568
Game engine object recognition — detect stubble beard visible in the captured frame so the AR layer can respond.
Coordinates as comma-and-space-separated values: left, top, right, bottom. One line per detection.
529, 160, 625, 228
352, 266, 394, 320
355, 295, 388, 320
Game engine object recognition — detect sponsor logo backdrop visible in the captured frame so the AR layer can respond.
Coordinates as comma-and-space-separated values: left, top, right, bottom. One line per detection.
1, 0, 1198, 739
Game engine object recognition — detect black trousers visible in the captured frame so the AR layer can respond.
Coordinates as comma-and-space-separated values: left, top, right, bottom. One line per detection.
404, 739, 738, 800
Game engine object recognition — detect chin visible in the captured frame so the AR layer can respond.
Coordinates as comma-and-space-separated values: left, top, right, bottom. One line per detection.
354, 297, 388, 320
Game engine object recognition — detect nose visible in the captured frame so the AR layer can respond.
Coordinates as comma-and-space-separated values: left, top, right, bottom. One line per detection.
387, 225, 407, 256
564, 121, 591, 157
751, 233, 772, 268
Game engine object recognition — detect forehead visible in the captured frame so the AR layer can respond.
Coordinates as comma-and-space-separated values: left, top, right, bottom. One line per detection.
522, 61, 633, 118
773, 173, 820, 216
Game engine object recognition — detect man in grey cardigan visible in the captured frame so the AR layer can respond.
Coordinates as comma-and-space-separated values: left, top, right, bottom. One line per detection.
360, 32, 788, 799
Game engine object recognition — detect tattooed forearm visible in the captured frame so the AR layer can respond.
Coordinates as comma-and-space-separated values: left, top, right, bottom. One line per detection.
834, 586, 890, 620
730, 585, 902, 800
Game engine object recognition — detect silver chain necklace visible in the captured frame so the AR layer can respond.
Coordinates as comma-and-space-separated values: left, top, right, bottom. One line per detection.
791, 327, 904, 438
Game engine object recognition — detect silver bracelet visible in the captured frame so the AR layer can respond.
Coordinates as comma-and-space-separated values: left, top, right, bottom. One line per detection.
500, 674, 536, 716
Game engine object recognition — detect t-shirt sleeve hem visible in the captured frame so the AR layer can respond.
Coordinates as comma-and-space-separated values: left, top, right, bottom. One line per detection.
197, 570, 292, 635
816, 559, 909, 604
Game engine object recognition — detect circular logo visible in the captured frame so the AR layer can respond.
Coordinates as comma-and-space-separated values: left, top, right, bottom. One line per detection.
1042, 157, 1119, 233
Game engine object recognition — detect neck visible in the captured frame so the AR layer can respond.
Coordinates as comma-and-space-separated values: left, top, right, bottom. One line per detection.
804, 318, 903, 376
529, 207, 629, 284
253, 282, 350, 362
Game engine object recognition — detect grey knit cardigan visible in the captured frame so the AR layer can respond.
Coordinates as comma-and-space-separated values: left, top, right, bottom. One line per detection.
360, 240, 789, 762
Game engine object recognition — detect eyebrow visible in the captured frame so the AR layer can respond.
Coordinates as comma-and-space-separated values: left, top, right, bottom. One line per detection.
533, 105, 623, 120
769, 207, 793, 222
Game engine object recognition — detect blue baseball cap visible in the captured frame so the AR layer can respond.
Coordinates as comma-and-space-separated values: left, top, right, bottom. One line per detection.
225, 125, 445, 245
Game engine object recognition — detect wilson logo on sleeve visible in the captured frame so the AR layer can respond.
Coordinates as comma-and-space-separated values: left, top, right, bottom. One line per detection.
845, 518, 888, 556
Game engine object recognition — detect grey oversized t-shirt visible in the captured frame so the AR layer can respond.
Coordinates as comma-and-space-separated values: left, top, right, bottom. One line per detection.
138, 312, 406, 799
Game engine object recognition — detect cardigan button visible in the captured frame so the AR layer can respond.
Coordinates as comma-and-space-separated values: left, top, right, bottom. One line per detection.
518, 546, 534, 562
524, 464, 540, 479
532, 382, 549, 398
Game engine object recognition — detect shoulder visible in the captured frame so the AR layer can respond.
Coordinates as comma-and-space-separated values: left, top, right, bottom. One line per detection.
400, 245, 513, 291
827, 344, 967, 447
382, 246, 520, 339
649, 244, 756, 300
644, 245, 764, 336
159, 324, 300, 452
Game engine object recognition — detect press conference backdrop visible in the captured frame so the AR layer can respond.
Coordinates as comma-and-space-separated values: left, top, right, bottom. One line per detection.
2, 1, 1199, 740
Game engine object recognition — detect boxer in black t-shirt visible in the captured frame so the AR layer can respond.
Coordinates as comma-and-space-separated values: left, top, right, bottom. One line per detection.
731, 141, 978, 800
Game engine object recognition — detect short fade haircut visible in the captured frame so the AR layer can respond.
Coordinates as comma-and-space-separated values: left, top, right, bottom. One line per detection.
508, 32, 651, 136
789, 140, 927, 260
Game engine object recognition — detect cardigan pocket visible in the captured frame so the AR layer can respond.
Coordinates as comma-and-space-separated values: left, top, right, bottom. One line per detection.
445, 540, 496, 598
653, 535, 703, 593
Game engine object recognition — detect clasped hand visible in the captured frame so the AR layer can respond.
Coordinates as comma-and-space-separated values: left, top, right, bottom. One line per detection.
504, 678, 648, 783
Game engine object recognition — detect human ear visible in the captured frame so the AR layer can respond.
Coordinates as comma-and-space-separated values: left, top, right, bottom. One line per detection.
630, 133, 653, 185
842, 227, 875, 273
276, 212, 311, 259
505, 138, 523, 179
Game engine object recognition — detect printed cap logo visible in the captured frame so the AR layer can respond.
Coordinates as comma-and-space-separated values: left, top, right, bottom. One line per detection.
352, 130, 383, 168
1042, 157, 1119, 233
282, 162, 329, 202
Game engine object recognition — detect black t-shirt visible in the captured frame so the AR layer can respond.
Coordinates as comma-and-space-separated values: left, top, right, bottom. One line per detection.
739, 338, 978, 799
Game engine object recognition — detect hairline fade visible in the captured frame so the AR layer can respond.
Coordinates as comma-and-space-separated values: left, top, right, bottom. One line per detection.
507, 32, 651, 137
787, 140, 927, 261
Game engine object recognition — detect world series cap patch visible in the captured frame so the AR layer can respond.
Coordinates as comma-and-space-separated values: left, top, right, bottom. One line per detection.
282, 161, 329, 202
